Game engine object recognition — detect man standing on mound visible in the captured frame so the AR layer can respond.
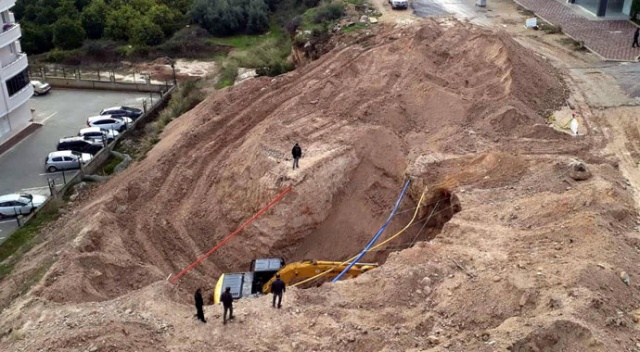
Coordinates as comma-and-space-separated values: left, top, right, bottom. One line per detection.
194, 288, 206, 323
221, 287, 234, 324
292, 143, 302, 170
271, 274, 286, 308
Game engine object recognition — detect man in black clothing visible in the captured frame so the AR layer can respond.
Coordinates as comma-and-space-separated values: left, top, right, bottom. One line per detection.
292, 143, 302, 170
221, 287, 234, 324
271, 274, 286, 309
194, 288, 206, 323
634, 28, 640, 48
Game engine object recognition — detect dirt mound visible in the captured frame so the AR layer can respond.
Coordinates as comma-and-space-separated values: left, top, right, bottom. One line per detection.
24, 19, 566, 305
5, 18, 638, 352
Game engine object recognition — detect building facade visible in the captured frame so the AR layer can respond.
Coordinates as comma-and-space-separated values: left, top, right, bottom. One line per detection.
0, 0, 32, 146
571, 0, 634, 17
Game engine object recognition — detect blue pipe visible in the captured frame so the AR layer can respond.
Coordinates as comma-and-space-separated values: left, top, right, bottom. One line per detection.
331, 179, 411, 283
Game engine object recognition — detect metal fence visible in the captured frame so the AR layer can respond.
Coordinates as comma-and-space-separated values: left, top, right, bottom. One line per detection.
28, 64, 176, 88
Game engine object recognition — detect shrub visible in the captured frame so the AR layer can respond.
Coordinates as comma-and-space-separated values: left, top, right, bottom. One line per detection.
543, 24, 562, 34
216, 60, 239, 88
313, 3, 345, 24
82, 40, 118, 59
46, 48, 67, 62
155, 26, 228, 58
256, 60, 293, 76
284, 16, 302, 35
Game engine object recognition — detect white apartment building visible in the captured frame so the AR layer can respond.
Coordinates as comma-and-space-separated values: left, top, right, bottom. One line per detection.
0, 0, 32, 145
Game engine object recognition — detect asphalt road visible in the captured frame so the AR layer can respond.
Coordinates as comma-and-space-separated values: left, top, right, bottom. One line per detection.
412, 0, 492, 26
0, 88, 148, 243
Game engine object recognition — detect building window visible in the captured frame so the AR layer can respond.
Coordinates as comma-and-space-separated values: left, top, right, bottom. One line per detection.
6, 68, 29, 96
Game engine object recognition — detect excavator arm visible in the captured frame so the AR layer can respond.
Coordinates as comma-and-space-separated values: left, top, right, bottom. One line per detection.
262, 260, 378, 294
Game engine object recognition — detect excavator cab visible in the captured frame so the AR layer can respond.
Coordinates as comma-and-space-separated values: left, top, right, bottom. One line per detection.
214, 258, 284, 304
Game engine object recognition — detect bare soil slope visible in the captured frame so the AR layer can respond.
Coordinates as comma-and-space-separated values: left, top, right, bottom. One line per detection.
1, 19, 639, 351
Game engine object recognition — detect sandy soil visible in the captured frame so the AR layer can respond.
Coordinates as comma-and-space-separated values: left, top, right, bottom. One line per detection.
1, 2, 640, 351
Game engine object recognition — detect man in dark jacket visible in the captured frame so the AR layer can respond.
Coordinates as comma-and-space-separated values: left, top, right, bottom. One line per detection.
221, 287, 234, 324
292, 143, 302, 170
271, 274, 286, 309
194, 288, 206, 323
634, 28, 640, 48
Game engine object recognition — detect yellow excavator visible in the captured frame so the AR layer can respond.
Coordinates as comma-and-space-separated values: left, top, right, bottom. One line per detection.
214, 258, 378, 304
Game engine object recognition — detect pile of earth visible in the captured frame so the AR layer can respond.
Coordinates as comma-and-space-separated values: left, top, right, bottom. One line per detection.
2, 18, 637, 352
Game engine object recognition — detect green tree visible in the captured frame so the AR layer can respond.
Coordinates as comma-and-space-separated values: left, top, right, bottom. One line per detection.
148, 4, 182, 36
130, 18, 165, 46
21, 23, 55, 54
189, 0, 268, 36
105, 5, 140, 40
246, 0, 269, 34
55, 0, 80, 20
81, 0, 108, 39
109, 0, 155, 12
53, 17, 86, 49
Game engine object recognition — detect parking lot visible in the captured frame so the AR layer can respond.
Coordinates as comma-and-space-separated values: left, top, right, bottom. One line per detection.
0, 89, 148, 243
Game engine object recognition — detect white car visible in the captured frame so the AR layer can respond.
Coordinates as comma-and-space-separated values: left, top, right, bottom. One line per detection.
44, 150, 92, 173
31, 80, 51, 96
0, 193, 47, 218
78, 127, 119, 143
87, 115, 133, 132
389, 0, 409, 9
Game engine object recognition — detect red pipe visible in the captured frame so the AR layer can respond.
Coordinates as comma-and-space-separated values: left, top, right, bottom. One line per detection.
169, 186, 292, 283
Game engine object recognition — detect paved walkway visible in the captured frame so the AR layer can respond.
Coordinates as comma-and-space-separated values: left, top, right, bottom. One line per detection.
515, 0, 640, 61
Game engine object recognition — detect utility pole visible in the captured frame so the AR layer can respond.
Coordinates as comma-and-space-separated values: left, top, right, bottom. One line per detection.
170, 61, 177, 86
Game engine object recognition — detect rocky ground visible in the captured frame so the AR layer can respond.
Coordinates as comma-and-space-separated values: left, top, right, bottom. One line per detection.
1, 1, 640, 351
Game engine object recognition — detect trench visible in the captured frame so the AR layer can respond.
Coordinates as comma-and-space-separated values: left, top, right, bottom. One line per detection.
280, 186, 461, 289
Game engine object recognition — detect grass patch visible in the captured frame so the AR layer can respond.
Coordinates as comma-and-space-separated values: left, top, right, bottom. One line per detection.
342, 22, 368, 33
210, 22, 285, 49
0, 263, 14, 280
0, 198, 64, 278
216, 60, 239, 89
100, 155, 124, 175
138, 80, 205, 157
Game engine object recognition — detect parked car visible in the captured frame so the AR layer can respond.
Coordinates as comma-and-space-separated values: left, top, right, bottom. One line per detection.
44, 150, 92, 173
78, 127, 119, 144
31, 80, 51, 96
56, 136, 103, 155
100, 106, 143, 120
87, 115, 132, 132
0, 193, 47, 218
389, 0, 408, 9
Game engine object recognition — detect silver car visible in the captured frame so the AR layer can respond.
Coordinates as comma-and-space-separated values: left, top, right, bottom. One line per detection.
78, 127, 119, 143
44, 150, 92, 172
87, 115, 133, 132
31, 80, 51, 96
0, 193, 47, 218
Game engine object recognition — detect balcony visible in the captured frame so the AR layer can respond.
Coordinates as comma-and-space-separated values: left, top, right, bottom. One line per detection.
0, 0, 15, 14
7, 82, 32, 112
0, 23, 20, 50
2, 52, 26, 80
